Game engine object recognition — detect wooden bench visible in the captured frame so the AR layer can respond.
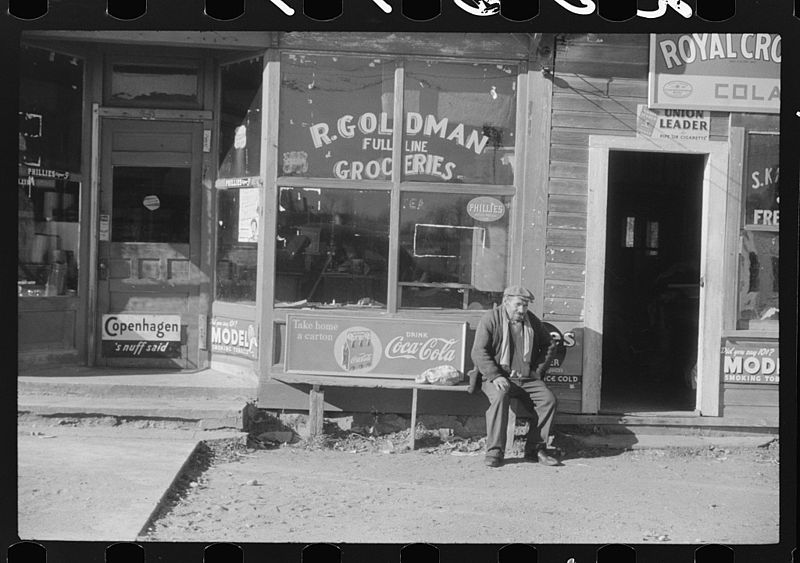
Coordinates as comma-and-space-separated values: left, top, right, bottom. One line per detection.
272, 372, 517, 452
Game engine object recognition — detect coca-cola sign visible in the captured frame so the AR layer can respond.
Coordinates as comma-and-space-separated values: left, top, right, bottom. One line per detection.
384, 336, 458, 363
285, 314, 466, 379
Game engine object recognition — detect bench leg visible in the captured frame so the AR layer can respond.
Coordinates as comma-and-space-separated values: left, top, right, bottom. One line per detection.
409, 387, 418, 450
308, 385, 324, 438
506, 408, 517, 456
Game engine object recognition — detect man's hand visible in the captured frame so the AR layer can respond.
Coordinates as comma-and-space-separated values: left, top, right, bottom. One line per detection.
492, 377, 510, 391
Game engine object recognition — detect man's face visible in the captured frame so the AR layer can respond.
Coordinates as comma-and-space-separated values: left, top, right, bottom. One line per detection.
503, 296, 529, 322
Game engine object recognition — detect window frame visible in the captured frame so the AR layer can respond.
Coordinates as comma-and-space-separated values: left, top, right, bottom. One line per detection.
724, 126, 780, 336
104, 54, 205, 109
18, 42, 88, 299
212, 53, 268, 307
272, 50, 526, 313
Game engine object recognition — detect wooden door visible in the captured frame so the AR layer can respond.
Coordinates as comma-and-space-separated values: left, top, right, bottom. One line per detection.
96, 119, 203, 368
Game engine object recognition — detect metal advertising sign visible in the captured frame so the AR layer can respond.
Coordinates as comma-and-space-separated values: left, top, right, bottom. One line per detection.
649, 34, 781, 114
636, 104, 710, 142
101, 314, 182, 358
721, 338, 779, 384
541, 322, 583, 388
285, 314, 466, 379
210, 317, 259, 359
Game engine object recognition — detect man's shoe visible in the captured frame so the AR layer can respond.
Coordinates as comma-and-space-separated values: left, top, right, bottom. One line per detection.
484, 455, 504, 468
536, 449, 561, 466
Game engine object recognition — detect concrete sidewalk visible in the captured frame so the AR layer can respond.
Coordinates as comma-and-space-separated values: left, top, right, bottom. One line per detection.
17, 424, 245, 541
18, 366, 258, 429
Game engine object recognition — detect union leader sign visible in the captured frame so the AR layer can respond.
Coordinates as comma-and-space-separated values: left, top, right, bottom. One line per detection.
649, 34, 780, 114
285, 314, 466, 379
101, 314, 182, 358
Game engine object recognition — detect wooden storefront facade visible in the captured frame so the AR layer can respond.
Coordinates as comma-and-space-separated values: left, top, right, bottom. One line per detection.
17, 32, 780, 427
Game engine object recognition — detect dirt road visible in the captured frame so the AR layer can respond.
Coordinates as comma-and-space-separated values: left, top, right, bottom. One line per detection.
144, 435, 780, 545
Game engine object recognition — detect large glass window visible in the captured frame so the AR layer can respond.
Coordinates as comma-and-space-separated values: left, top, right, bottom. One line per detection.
275, 53, 518, 310
737, 132, 779, 330
398, 193, 509, 309
18, 46, 84, 297
403, 60, 516, 185
279, 53, 395, 180
111, 167, 190, 243
107, 61, 201, 107
276, 187, 391, 306
215, 57, 263, 304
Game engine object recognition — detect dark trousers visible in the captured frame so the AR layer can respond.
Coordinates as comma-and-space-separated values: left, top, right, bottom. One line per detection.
481, 377, 558, 457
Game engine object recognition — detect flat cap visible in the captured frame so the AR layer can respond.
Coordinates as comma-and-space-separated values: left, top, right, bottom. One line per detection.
503, 285, 535, 301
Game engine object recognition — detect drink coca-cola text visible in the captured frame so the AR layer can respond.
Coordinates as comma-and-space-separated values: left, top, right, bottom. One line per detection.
384, 336, 457, 362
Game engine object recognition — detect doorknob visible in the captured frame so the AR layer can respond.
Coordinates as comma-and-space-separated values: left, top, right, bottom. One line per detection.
699, 276, 705, 288
98, 258, 108, 280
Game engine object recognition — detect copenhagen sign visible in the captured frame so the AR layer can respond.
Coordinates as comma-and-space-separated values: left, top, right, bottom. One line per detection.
649, 34, 781, 114
285, 314, 466, 379
101, 314, 182, 358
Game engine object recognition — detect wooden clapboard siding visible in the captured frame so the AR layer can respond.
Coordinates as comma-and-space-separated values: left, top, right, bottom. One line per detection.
553, 94, 642, 116
547, 228, 586, 248
549, 194, 587, 214
546, 247, 586, 265
723, 384, 779, 407
551, 145, 588, 165
552, 74, 649, 99
543, 297, 584, 317
550, 178, 586, 196
551, 161, 588, 181
547, 213, 586, 230
552, 111, 639, 133
545, 280, 585, 300
543, 35, 650, 329
546, 263, 586, 283
551, 128, 634, 147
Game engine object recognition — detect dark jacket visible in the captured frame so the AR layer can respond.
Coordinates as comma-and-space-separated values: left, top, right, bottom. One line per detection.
468, 306, 556, 392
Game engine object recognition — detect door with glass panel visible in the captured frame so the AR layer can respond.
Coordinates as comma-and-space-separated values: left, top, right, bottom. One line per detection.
96, 119, 203, 368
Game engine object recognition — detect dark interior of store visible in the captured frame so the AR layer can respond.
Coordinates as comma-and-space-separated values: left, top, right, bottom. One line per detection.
601, 150, 706, 414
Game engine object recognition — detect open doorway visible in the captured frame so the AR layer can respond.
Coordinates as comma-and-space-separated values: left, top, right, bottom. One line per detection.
601, 151, 705, 413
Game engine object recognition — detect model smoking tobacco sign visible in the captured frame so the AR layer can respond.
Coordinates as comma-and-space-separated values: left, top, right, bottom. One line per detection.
721, 338, 779, 384
101, 314, 182, 358
285, 314, 466, 378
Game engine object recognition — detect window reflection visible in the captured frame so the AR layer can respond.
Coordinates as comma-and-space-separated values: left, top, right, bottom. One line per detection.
216, 188, 259, 303
403, 60, 516, 185
275, 187, 390, 307
738, 230, 779, 329
279, 54, 395, 180
398, 192, 508, 309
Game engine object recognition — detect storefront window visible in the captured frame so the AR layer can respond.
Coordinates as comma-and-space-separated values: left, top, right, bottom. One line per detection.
403, 60, 516, 185
18, 46, 83, 173
107, 60, 201, 107
737, 132, 779, 330
111, 167, 190, 243
275, 187, 390, 307
738, 231, 779, 330
278, 53, 395, 180
275, 53, 519, 310
216, 188, 260, 303
219, 57, 262, 180
18, 46, 83, 297
215, 57, 263, 304
398, 192, 508, 309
